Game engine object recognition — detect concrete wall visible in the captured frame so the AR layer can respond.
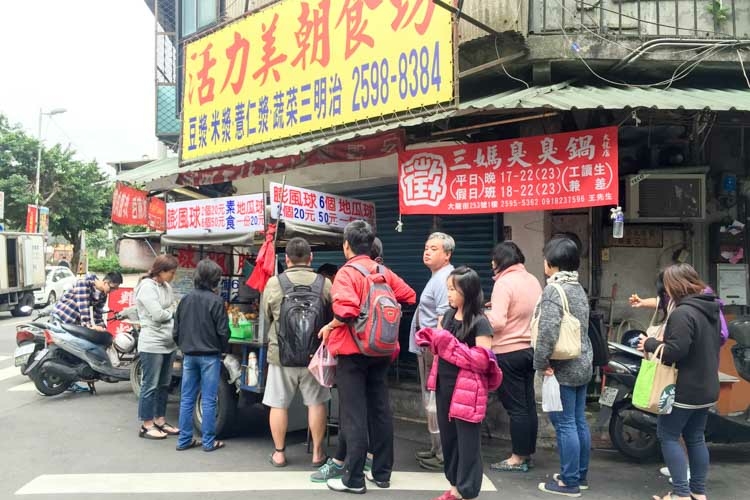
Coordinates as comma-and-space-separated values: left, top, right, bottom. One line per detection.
530, 0, 750, 38
504, 210, 547, 285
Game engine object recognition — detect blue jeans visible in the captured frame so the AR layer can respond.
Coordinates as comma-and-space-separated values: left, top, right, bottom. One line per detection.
657, 407, 710, 497
138, 352, 175, 421
178, 354, 221, 450
548, 384, 591, 488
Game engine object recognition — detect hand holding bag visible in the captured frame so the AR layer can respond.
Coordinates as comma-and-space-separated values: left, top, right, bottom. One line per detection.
632, 344, 678, 415
542, 374, 563, 412
308, 344, 337, 388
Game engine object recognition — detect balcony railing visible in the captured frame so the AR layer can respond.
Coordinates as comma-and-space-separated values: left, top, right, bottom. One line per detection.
530, 0, 750, 39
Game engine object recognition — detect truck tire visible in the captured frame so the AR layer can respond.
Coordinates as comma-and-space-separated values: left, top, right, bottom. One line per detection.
11, 293, 34, 317
193, 374, 238, 439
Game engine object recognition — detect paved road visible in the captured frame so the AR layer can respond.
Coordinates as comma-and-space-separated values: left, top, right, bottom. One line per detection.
1, 312, 749, 499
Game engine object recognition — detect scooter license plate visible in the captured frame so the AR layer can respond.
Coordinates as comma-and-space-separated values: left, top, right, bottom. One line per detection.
14, 344, 36, 367
599, 386, 619, 407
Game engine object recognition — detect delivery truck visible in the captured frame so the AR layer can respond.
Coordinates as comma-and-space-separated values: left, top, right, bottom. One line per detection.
0, 232, 45, 317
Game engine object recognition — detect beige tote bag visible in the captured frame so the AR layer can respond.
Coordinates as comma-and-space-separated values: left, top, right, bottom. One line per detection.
531, 283, 582, 360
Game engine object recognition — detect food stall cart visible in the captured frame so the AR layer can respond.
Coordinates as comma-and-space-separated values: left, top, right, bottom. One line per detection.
158, 185, 375, 437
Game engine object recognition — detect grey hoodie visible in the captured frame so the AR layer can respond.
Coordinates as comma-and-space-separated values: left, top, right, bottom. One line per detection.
135, 278, 177, 354
532, 280, 593, 387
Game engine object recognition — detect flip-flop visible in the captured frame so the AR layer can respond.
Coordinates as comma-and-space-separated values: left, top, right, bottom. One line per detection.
155, 422, 180, 435
203, 440, 225, 452
489, 459, 529, 472
312, 456, 329, 468
269, 447, 287, 467
176, 439, 201, 451
139, 425, 167, 440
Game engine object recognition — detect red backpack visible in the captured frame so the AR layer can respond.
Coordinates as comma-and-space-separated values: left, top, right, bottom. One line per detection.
346, 263, 402, 356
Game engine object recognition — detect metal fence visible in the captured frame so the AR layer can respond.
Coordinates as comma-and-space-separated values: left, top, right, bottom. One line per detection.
529, 0, 750, 39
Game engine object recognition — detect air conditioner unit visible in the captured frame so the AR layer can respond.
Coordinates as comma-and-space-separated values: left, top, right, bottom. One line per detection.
625, 173, 706, 221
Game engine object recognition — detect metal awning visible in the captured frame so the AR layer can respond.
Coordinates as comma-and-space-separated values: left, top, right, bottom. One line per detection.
456, 82, 750, 113
114, 157, 181, 190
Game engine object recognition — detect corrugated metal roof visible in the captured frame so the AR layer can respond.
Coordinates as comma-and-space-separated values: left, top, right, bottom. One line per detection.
457, 82, 750, 112
115, 156, 180, 185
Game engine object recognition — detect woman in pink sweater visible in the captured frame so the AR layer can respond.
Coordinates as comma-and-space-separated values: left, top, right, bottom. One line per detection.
485, 242, 543, 473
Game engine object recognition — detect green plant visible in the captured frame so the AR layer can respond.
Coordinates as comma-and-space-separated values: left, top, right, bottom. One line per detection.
87, 254, 122, 274
707, 0, 730, 24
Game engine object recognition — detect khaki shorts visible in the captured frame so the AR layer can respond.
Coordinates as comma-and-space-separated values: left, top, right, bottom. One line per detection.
262, 364, 331, 409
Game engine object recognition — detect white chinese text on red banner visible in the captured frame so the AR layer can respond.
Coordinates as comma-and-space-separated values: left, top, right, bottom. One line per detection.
399, 127, 618, 214
269, 182, 375, 230
112, 183, 148, 225
166, 194, 265, 235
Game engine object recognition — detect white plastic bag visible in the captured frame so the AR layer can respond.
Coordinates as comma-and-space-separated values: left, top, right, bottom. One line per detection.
542, 374, 563, 412
424, 391, 439, 434
308, 344, 337, 388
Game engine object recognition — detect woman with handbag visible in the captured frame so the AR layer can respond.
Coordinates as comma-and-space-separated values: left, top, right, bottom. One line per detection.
637, 263, 721, 500
533, 237, 593, 498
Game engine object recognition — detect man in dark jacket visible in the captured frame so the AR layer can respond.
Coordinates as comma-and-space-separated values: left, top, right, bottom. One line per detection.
174, 259, 230, 452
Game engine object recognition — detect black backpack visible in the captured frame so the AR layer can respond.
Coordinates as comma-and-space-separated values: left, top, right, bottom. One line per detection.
277, 273, 329, 367
588, 311, 610, 367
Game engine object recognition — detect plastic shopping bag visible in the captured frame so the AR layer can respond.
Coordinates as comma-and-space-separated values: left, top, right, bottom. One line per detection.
542, 375, 563, 412
308, 344, 337, 388
424, 391, 439, 434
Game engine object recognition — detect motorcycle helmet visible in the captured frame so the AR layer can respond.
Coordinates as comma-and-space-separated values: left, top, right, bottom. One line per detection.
113, 332, 136, 353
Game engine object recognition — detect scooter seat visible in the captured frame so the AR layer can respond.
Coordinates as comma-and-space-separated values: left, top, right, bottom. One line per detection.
60, 324, 113, 347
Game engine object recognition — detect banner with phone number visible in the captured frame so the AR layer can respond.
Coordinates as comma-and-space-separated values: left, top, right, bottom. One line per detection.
181, 0, 454, 161
399, 127, 619, 214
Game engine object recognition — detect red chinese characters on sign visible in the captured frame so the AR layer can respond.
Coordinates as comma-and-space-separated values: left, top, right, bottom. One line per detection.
106, 287, 134, 337
399, 127, 619, 215
112, 183, 148, 225
147, 198, 167, 232
269, 182, 376, 229
166, 194, 265, 235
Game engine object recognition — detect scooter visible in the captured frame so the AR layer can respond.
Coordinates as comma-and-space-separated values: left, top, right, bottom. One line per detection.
599, 324, 750, 461
23, 318, 138, 396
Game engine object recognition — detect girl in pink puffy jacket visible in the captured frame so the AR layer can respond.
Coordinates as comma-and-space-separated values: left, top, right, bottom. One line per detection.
425, 267, 497, 500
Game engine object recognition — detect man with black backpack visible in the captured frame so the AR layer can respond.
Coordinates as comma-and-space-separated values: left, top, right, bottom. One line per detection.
262, 237, 333, 469
320, 221, 416, 494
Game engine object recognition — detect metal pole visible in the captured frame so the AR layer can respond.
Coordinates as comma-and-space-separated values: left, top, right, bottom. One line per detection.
34, 108, 42, 230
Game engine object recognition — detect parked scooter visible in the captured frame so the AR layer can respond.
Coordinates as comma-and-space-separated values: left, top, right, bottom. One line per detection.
600, 324, 750, 461
21, 315, 140, 396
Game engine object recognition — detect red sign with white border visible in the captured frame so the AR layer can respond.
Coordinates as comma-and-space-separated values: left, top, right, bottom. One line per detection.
399, 127, 618, 214
112, 183, 148, 225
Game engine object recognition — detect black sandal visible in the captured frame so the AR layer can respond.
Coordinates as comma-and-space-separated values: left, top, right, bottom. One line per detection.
203, 440, 225, 452
139, 425, 167, 440
154, 422, 179, 435
312, 455, 329, 468
269, 446, 287, 467
176, 439, 201, 451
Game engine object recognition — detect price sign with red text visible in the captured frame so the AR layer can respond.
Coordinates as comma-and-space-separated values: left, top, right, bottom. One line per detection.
399, 127, 618, 214
166, 194, 265, 235
269, 182, 375, 230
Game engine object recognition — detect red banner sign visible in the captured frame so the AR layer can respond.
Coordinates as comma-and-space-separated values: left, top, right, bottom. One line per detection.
112, 183, 148, 225
176, 130, 405, 186
25, 204, 38, 233
399, 127, 618, 215
147, 198, 166, 232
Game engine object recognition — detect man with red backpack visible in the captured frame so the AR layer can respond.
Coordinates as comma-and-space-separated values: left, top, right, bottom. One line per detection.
320, 220, 416, 494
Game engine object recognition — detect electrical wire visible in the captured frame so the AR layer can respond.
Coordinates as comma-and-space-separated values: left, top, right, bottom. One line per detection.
739, 50, 750, 89
493, 36, 530, 88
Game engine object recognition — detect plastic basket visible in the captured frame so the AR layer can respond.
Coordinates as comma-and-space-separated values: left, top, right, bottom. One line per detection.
229, 321, 254, 341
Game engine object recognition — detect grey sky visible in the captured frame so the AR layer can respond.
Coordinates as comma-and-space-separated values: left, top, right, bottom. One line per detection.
0, 0, 157, 174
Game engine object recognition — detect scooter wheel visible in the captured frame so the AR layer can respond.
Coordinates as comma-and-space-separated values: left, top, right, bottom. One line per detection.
609, 405, 660, 461
32, 369, 70, 396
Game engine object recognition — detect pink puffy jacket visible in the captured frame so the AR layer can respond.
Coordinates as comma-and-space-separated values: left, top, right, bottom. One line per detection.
416, 327, 503, 423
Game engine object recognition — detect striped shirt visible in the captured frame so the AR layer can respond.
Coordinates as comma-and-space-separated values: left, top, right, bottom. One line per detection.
52, 274, 107, 327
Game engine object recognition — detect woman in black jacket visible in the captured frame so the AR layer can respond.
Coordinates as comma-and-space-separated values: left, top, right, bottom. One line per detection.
638, 263, 720, 500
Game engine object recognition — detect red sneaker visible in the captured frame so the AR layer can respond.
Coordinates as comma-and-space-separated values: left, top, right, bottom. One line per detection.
431, 490, 460, 500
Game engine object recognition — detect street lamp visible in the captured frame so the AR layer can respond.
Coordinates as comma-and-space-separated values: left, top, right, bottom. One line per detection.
35, 107, 66, 232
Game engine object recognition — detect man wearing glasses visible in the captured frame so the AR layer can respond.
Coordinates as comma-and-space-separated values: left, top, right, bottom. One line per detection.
53, 271, 124, 330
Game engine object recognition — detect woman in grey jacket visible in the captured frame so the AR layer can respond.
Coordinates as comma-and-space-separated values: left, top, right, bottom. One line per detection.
533, 237, 593, 498
136, 254, 179, 440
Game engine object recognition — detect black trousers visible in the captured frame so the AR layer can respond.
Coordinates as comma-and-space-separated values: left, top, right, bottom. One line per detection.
436, 374, 483, 499
495, 348, 538, 457
336, 354, 393, 488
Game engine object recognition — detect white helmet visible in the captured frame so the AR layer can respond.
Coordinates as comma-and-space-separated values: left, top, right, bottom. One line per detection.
113, 332, 136, 353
